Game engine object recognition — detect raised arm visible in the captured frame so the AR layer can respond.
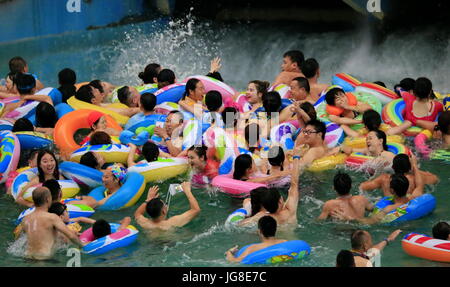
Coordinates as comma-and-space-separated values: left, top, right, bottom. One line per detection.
127, 143, 138, 168
409, 154, 424, 199
134, 186, 159, 221
359, 174, 386, 192
52, 215, 84, 247
285, 148, 301, 213
166, 182, 201, 228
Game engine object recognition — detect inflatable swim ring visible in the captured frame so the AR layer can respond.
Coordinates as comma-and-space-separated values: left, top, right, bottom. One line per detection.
331, 73, 361, 92
16, 202, 95, 225
127, 157, 188, 183
211, 174, 267, 198
382, 99, 423, 137
70, 144, 133, 164
269, 84, 291, 99
355, 82, 399, 105
59, 161, 103, 188
184, 75, 236, 102
0, 131, 20, 184
345, 142, 409, 169
154, 83, 186, 105
343, 134, 404, 149
402, 232, 450, 263
235, 240, 311, 264
67, 96, 129, 125
15, 131, 53, 150
81, 223, 139, 255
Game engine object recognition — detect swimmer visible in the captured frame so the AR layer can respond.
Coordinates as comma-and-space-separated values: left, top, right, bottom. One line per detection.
139, 63, 161, 85
117, 85, 141, 108
127, 142, 170, 168
48, 202, 96, 236
294, 119, 329, 171
179, 78, 206, 115
90, 217, 132, 240
34, 102, 58, 136
153, 110, 184, 157
336, 250, 356, 267
272, 50, 305, 86
324, 87, 371, 126
89, 79, 116, 100
124, 92, 158, 130
206, 57, 224, 82
0, 72, 18, 98
225, 216, 287, 263
21, 187, 83, 260
431, 111, 450, 148
156, 69, 176, 89
80, 111, 120, 145
134, 182, 201, 231
8, 56, 44, 90
57, 68, 77, 103
317, 172, 373, 221
80, 152, 106, 171
239, 80, 269, 119
432, 222, 450, 241
187, 145, 219, 185
301, 58, 328, 100
232, 154, 289, 183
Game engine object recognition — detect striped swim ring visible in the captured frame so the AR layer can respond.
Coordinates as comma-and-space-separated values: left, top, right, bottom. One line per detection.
381, 99, 423, 136
402, 232, 450, 263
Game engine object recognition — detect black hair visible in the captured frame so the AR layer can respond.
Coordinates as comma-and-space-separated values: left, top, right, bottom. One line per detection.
258, 215, 277, 238
325, 87, 345, 106
142, 142, 159, 162
183, 78, 200, 100
35, 102, 58, 128
301, 58, 319, 79
93, 219, 111, 239
292, 77, 310, 93
139, 63, 161, 84
80, 152, 99, 169
283, 50, 305, 67
48, 202, 67, 216
75, 84, 94, 103
250, 187, 268, 216
260, 188, 281, 213
395, 78, 416, 92
37, 150, 60, 183
140, 92, 157, 112
334, 172, 352, 196
362, 110, 382, 131
14, 72, 35, 95
249, 80, 270, 95
351, 230, 369, 250
157, 69, 176, 89
90, 131, 112, 145
371, 129, 388, 151
89, 80, 104, 94
432, 222, 450, 240
146, 198, 165, 218
222, 107, 238, 129
390, 174, 409, 198
336, 250, 356, 267
244, 123, 261, 153
414, 77, 432, 100
9, 57, 27, 73
233, 154, 253, 180
392, 154, 411, 174
205, 90, 222, 112
32, 187, 51, 207
300, 102, 317, 120
268, 146, 285, 170
117, 86, 132, 106
12, 118, 34, 132
262, 91, 282, 117
188, 145, 207, 161
305, 119, 326, 140
373, 81, 386, 88
437, 111, 450, 135
58, 68, 77, 103
43, 179, 62, 202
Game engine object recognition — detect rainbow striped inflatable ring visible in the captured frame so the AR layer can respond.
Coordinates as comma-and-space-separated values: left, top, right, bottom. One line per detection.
331, 73, 361, 92
345, 142, 410, 169
382, 99, 423, 136
402, 232, 450, 263
355, 82, 399, 105
81, 223, 139, 255
184, 75, 237, 101
0, 131, 20, 184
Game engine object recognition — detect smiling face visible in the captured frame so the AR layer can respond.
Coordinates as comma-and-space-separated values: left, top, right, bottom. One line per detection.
39, 153, 56, 177
246, 83, 261, 105
187, 150, 206, 170
335, 91, 348, 107
102, 170, 118, 189
366, 131, 382, 152
290, 79, 307, 101
165, 113, 183, 135
189, 81, 205, 102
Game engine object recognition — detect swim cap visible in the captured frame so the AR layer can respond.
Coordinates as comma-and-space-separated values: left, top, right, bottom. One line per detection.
108, 164, 127, 184
88, 111, 104, 128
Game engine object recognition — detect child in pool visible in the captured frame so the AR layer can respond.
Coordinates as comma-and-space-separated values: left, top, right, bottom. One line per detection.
232, 154, 289, 183
127, 142, 170, 168
324, 87, 371, 126
8, 56, 44, 90
80, 111, 121, 145
48, 202, 96, 235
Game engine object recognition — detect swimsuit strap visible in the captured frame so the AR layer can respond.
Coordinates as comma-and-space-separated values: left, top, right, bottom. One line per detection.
352, 251, 370, 260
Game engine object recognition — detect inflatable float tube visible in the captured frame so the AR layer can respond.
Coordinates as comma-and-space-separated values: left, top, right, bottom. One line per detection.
70, 144, 134, 164
136, 83, 158, 94
154, 83, 186, 105
402, 232, 450, 263
269, 84, 291, 99
382, 99, 423, 137
67, 96, 129, 125
127, 157, 189, 183
345, 142, 409, 169
184, 75, 236, 102
211, 174, 267, 198
59, 161, 103, 188
16, 202, 95, 225
4, 100, 40, 120
119, 130, 150, 146
0, 131, 20, 184
414, 129, 433, 157
225, 208, 249, 227
343, 134, 404, 149
331, 73, 361, 92
0, 119, 14, 130
371, 194, 436, 224
355, 82, 399, 105
124, 113, 167, 132
235, 240, 311, 264
87, 172, 145, 210
81, 223, 139, 255
306, 153, 348, 172
15, 131, 53, 150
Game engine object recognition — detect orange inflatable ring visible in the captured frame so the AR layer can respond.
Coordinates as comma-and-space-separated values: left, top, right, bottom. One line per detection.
326, 92, 357, 116
54, 109, 122, 154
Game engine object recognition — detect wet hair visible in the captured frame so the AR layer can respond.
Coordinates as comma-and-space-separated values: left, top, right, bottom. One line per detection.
117, 86, 132, 106
437, 111, 450, 135
336, 250, 356, 267
37, 150, 60, 183
43, 179, 62, 202
90, 131, 112, 145
9, 57, 27, 73
300, 102, 317, 120
262, 91, 282, 117
142, 142, 159, 162
305, 119, 326, 140
140, 92, 156, 112
371, 130, 388, 151
89, 80, 104, 94
390, 174, 409, 198
301, 58, 319, 79
57, 68, 77, 103
292, 77, 310, 93
283, 50, 305, 67
188, 145, 207, 161
414, 77, 432, 100
12, 118, 34, 132
222, 107, 238, 129
146, 198, 165, 218
373, 81, 386, 88
395, 78, 416, 92
249, 80, 270, 95
80, 152, 99, 169
392, 154, 411, 174
351, 230, 369, 250
93, 219, 111, 239
258, 215, 277, 238
35, 102, 58, 128
250, 187, 268, 216
334, 172, 352, 196
32, 187, 51, 207
432, 222, 450, 240
362, 110, 382, 131
268, 146, 285, 170
205, 90, 222, 112
325, 87, 345, 106
48, 202, 67, 217
139, 63, 161, 84
75, 84, 94, 103
183, 78, 200, 100
244, 123, 261, 153
233, 154, 253, 180
260, 188, 281, 213
157, 69, 176, 89
14, 72, 36, 94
